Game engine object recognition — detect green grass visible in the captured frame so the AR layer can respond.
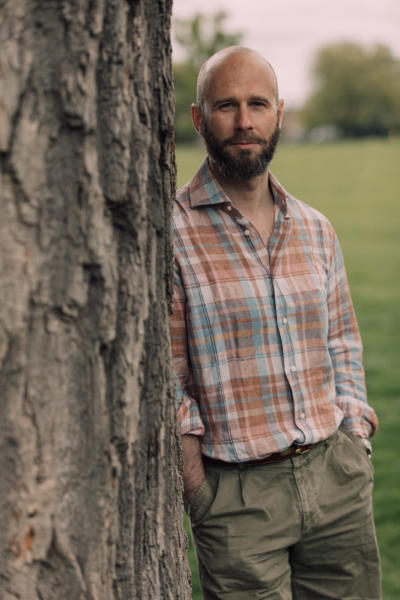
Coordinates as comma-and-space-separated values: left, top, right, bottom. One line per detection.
176, 139, 400, 599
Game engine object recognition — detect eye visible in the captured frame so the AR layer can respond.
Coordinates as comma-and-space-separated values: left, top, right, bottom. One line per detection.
218, 102, 234, 110
251, 100, 268, 108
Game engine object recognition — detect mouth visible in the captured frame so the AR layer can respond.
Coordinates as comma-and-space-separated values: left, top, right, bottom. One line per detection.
229, 140, 261, 151
232, 142, 258, 148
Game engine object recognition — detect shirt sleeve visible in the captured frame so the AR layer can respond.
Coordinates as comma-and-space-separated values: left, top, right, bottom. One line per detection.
327, 233, 378, 440
170, 261, 205, 437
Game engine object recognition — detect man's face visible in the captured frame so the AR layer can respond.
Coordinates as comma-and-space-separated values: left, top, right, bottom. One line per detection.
193, 53, 284, 182
202, 114, 281, 181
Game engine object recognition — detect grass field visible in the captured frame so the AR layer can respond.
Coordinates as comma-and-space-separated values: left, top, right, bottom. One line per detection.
176, 138, 400, 599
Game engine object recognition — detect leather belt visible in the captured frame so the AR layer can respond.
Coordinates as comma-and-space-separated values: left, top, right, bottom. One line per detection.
203, 441, 321, 468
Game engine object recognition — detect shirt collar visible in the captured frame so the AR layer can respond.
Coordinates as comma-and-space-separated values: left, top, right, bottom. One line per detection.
189, 158, 227, 208
189, 157, 288, 215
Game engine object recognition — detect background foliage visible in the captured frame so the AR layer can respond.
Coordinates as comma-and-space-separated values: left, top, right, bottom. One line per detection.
172, 12, 400, 142
302, 42, 400, 137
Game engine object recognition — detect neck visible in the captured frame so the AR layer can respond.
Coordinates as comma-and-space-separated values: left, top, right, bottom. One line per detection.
210, 161, 274, 211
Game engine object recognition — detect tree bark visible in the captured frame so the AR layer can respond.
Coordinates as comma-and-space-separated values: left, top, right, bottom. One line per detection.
0, 1, 190, 598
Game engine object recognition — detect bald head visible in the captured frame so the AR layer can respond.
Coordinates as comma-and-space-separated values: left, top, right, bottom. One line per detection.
191, 46, 284, 182
196, 46, 280, 111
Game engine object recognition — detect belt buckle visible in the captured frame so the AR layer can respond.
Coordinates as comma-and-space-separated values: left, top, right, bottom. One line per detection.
294, 446, 310, 455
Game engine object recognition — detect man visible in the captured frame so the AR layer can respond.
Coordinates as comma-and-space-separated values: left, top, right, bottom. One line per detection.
171, 46, 381, 600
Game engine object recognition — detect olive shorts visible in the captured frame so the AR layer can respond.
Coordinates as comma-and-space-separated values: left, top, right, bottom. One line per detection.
188, 429, 381, 600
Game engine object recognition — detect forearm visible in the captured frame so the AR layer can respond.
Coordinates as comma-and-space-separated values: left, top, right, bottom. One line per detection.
327, 234, 378, 438
181, 434, 205, 502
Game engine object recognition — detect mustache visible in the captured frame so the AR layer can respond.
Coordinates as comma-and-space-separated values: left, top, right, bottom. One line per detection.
222, 133, 266, 147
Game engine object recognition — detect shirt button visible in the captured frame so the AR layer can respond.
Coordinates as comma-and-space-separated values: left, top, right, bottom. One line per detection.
300, 412, 306, 419
290, 365, 297, 372
282, 318, 288, 325
244, 229, 251, 236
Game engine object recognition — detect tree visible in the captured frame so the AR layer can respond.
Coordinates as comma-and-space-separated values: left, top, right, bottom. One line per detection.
302, 42, 400, 137
173, 12, 242, 143
173, 62, 200, 143
174, 11, 242, 69
0, 1, 190, 598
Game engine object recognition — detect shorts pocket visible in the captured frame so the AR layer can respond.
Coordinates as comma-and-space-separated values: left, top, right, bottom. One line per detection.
339, 428, 374, 478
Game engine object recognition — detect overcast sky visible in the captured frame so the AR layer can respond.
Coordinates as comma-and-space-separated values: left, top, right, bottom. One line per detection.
172, 0, 400, 107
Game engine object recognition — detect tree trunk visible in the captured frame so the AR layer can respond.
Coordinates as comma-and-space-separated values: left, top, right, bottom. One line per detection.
0, 1, 190, 598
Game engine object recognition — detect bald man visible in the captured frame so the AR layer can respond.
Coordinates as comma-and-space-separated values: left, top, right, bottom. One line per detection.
171, 47, 381, 600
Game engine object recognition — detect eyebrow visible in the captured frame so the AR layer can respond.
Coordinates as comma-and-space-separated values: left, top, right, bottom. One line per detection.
249, 96, 270, 104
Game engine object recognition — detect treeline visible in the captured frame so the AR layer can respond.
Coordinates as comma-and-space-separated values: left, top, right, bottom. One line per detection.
173, 12, 242, 142
173, 12, 400, 142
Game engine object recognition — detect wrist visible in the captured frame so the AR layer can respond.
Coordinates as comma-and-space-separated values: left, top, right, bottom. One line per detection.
352, 432, 372, 456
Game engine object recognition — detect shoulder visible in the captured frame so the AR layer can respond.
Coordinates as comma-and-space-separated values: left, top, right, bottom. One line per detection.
176, 181, 190, 203
174, 183, 190, 210
173, 183, 194, 232
173, 158, 209, 222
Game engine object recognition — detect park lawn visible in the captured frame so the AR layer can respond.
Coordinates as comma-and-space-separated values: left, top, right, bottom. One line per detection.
176, 139, 400, 599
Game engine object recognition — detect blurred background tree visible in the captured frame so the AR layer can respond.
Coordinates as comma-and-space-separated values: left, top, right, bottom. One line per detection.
173, 16, 400, 143
174, 10, 242, 68
302, 42, 400, 138
173, 11, 242, 142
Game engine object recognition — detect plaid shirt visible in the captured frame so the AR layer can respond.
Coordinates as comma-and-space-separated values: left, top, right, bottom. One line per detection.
171, 159, 378, 462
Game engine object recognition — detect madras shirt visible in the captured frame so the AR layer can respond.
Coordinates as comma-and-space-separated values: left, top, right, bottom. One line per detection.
171, 159, 378, 462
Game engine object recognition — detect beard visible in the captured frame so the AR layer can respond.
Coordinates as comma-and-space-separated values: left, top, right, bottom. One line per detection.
202, 118, 281, 182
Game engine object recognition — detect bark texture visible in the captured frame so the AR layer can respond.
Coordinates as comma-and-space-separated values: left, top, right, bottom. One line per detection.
0, 0, 190, 598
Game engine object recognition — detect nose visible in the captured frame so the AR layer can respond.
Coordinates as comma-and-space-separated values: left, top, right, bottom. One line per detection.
236, 104, 253, 130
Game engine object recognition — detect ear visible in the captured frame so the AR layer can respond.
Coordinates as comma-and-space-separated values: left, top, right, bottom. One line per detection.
191, 103, 203, 136
277, 98, 285, 129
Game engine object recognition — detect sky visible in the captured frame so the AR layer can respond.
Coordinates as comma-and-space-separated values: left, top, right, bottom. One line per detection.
172, 0, 400, 107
